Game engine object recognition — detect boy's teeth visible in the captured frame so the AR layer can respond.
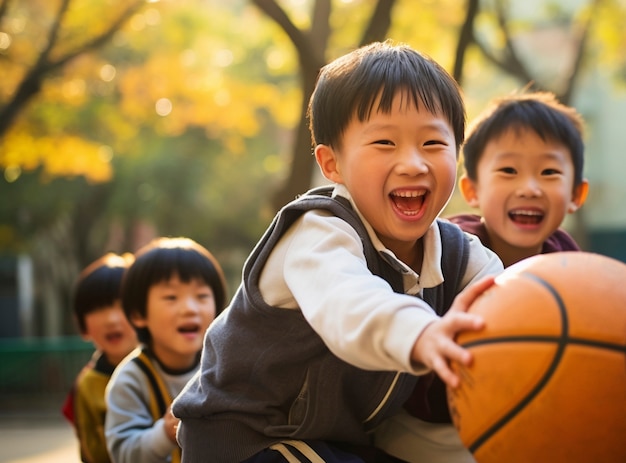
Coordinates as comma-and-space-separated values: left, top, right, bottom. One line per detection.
509, 210, 543, 224
393, 190, 425, 198
512, 210, 541, 216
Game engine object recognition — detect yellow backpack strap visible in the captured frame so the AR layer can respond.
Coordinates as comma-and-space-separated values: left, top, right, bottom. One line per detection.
132, 349, 182, 463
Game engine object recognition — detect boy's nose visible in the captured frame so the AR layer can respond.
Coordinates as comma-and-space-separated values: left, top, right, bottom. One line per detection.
183, 296, 200, 312
106, 309, 124, 323
516, 177, 542, 198
396, 148, 428, 175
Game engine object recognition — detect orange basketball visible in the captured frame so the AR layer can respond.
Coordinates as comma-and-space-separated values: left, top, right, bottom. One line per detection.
447, 252, 626, 462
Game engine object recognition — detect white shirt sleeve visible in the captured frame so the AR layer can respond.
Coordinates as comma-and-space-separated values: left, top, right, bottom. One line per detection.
261, 209, 439, 374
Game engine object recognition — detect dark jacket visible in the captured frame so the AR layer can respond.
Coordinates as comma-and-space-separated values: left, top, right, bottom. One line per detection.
172, 187, 469, 463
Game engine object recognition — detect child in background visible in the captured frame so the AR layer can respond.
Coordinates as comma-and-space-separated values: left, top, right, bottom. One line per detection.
63, 252, 138, 463
172, 40, 502, 463
105, 237, 228, 463
448, 91, 589, 267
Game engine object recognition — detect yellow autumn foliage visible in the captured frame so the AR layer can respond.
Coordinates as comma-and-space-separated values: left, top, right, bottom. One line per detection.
1, 127, 112, 183
1, 0, 625, 186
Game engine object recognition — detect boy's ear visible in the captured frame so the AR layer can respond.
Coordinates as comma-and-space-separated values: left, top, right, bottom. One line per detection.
568, 178, 589, 213
314, 144, 343, 184
459, 174, 480, 208
130, 312, 147, 328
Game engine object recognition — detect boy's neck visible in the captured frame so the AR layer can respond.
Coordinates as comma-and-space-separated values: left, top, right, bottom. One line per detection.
105, 351, 131, 367
148, 345, 201, 374
490, 240, 543, 268
394, 239, 424, 273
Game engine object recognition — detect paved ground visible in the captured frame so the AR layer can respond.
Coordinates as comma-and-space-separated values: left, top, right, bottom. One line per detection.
0, 414, 79, 463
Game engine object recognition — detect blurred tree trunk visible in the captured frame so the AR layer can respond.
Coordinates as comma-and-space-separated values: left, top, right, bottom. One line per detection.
252, 0, 399, 212
453, 0, 480, 85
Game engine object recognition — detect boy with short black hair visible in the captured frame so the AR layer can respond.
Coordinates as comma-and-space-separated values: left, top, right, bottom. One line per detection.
172, 40, 503, 463
63, 252, 138, 463
449, 91, 589, 267
104, 237, 228, 463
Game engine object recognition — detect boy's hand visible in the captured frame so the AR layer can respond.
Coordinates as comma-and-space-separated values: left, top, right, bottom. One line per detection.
411, 275, 495, 389
164, 406, 180, 444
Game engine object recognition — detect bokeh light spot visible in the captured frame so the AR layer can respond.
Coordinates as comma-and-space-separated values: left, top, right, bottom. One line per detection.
155, 98, 173, 116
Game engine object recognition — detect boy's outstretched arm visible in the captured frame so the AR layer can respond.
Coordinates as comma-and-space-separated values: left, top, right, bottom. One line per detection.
410, 275, 496, 388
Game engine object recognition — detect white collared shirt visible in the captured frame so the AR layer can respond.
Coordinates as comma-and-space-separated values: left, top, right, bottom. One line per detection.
259, 184, 503, 374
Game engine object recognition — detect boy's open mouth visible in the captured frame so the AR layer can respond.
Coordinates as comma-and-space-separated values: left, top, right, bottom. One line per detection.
390, 190, 426, 216
178, 323, 200, 334
105, 331, 124, 342
508, 209, 544, 225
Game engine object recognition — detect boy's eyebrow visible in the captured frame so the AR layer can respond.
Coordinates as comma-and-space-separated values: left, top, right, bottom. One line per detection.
491, 150, 571, 165
494, 149, 569, 159
540, 148, 571, 159
363, 120, 452, 134
423, 121, 454, 134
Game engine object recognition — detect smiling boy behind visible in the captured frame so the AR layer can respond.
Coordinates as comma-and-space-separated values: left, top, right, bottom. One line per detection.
448, 91, 589, 267
418, 92, 588, 460
64, 252, 138, 463
104, 237, 227, 463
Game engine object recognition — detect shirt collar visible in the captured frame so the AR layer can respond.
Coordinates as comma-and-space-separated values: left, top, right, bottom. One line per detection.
331, 184, 444, 293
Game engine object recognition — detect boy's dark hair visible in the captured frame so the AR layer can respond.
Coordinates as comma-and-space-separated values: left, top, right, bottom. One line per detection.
73, 253, 134, 334
121, 237, 228, 344
462, 91, 585, 187
307, 40, 466, 153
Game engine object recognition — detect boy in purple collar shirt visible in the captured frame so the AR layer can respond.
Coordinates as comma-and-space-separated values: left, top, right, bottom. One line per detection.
449, 91, 589, 268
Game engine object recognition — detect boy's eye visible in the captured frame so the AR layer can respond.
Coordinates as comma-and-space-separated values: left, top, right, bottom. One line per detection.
424, 139, 446, 146
499, 167, 517, 174
374, 139, 394, 146
542, 168, 561, 176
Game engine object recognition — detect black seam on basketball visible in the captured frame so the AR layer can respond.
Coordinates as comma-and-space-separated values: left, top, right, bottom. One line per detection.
460, 336, 626, 354
467, 273, 569, 454
568, 337, 626, 353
